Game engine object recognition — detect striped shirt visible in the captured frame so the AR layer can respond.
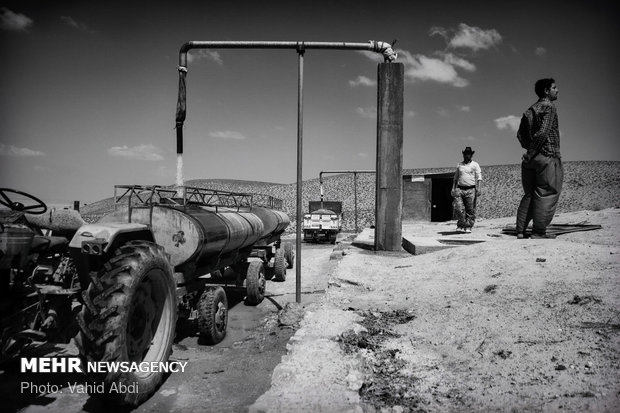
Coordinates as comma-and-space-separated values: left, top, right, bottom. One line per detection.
530, 98, 560, 158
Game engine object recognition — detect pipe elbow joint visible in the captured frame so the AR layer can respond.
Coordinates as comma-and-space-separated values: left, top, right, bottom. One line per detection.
372, 41, 398, 62
179, 42, 193, 54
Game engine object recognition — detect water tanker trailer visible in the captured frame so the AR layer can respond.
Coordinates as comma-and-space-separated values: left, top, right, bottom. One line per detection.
68, 184, 293, 405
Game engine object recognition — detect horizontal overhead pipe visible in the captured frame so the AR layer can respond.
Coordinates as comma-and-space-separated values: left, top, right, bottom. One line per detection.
178, 40, 397, 67
174, 40, 397, 303
175, 41, 396, 188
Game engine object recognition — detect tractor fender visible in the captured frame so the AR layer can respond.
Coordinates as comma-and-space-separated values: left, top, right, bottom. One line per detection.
69, 222, 154, 254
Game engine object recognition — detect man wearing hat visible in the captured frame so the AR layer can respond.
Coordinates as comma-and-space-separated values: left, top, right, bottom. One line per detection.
451, 147, 483, 233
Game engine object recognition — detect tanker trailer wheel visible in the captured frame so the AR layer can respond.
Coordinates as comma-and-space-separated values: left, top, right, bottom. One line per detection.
283, 242, 294, 269
245, 261, 265, 306
76, 241, 177, 406
198, 286, 228, 345
273, 248, 287, 282
329, 233, 337, 245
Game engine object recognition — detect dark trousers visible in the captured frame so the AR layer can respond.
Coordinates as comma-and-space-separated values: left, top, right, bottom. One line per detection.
516, 154, 563, 235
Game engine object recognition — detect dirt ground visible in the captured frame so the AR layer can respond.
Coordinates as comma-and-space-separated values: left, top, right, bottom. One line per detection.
251, 208, 620, 413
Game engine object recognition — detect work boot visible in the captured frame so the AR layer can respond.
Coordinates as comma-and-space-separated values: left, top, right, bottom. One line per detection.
531, 233, 556, 239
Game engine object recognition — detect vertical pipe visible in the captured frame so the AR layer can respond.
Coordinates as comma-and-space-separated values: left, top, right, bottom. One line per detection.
319, 172, 324, 210
295, 47, 304, 304
375, 63, 404, 251
175, 63, 187, 197
354, 172, 358, 232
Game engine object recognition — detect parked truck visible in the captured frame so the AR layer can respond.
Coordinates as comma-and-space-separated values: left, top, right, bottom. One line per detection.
0, 185, 292, 406
302, 201, 342, 244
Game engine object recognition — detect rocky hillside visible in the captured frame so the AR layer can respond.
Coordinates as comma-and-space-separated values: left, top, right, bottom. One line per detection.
81, 161, 620, 232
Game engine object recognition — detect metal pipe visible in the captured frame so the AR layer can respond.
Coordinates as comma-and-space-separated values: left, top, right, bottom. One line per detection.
295, 46, 304, 304
354, 172, 358, 233
175, 40, 396, 305
178, 40, 397, 66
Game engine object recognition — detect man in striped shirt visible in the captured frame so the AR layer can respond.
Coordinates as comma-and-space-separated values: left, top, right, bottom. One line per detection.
516, 78, 563, 239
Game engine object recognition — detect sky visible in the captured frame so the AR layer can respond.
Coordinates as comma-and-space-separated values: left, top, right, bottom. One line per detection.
1, 0, 618, 204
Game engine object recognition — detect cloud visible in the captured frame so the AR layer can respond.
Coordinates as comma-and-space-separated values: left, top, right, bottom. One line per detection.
437, 107, 450, 118
108, 144, 164, 161
356, 50, 384, 63
357, 152, 369, 158
404, 110, 416, 118
1, 7, 33, 32
443, 53, 476, 72
428, 26, 449, 41
458, 105, 471, 112
398, 50, 472, 87
188, 50, 223, 65
494, 115, 521, 132
535, 47, 547, 56
436, 23, 502, 51
355, 107, 376, 119
60, 16, 95, 34
349, 75, 376, 87
0, 143, 45, 157
357, 23, 497, 89
209, 130, 246, 140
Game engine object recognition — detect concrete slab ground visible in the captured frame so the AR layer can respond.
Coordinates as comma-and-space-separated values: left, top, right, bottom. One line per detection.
250, 209, 620, 413
353, 218, 514, 255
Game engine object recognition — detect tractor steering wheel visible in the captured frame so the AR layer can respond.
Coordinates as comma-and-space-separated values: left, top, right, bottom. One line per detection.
0, 188, 48, 215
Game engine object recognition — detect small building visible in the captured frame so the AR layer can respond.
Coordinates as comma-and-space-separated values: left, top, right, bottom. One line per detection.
402, 172, 454, 222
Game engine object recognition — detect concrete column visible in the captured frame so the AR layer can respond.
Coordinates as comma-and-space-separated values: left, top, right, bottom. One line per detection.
375, 63, 404, 251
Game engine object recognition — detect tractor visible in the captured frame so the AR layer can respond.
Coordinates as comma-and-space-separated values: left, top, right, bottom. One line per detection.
0, 185, 293, 405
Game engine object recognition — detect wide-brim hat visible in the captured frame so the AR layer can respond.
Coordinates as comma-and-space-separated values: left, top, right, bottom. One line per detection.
462, 146, 475, 154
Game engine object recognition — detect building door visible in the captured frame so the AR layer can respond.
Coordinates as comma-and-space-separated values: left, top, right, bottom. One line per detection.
431, 176, 454, 222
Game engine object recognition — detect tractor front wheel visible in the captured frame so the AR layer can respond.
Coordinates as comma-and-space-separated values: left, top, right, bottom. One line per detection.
76, 241, 177, 406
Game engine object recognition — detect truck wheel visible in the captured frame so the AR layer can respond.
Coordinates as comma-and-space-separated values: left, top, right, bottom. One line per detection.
283, 242, 294, 269
273, 248, 287, 282
245, 261, 265, 305
198, 286, 227, 344
76, 241, 177, 406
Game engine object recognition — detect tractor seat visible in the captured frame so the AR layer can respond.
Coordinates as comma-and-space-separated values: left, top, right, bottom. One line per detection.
31, 235, 69, 254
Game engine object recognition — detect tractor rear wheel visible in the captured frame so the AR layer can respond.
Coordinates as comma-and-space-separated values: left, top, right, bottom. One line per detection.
273, 248, 287, 282
76, 241, 177, 406
198, 286, 227, 344
245, 261, 265, 305
283, 242, 294, 269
